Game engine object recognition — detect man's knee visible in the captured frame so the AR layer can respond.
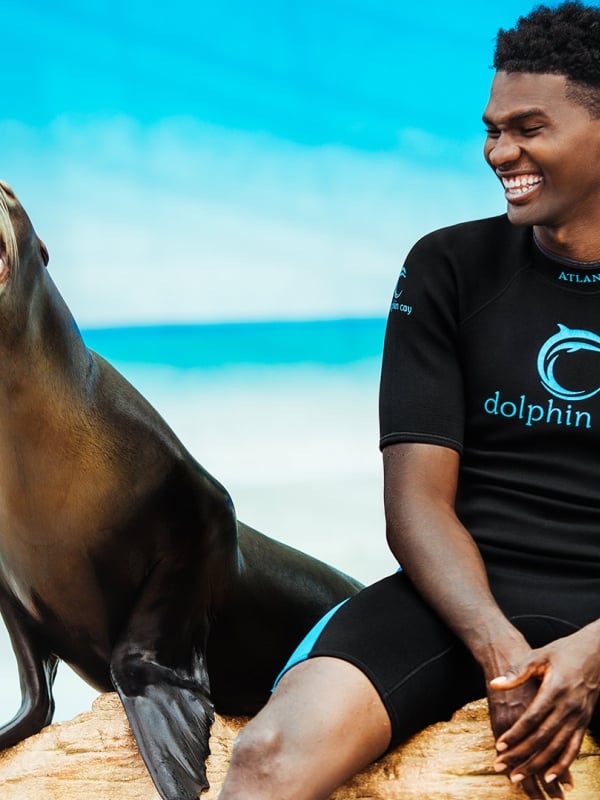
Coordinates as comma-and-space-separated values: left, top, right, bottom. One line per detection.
228, 718, 285, 777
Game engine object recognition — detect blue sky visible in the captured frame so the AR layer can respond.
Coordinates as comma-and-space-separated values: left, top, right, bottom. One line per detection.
1, 0, 566, 325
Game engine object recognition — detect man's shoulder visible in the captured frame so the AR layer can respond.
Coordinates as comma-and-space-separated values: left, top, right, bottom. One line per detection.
417, 214, 523, 253
400, 215, 532, 315
405, 215, 531, 282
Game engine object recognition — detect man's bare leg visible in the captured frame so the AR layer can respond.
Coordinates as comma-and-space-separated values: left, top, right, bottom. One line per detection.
218, 656, 392, 800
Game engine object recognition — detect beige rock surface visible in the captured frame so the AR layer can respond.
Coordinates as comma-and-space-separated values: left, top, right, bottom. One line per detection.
0, 692, 599, 799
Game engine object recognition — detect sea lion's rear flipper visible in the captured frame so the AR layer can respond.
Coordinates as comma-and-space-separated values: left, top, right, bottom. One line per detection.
109, 554, 216, 800
0, 585, 59, 748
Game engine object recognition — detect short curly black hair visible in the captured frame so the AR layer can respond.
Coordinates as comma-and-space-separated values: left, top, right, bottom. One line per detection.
494, 1, 600, 117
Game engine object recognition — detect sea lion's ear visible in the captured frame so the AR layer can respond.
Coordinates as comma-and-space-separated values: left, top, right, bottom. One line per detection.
39, 238, 49, 266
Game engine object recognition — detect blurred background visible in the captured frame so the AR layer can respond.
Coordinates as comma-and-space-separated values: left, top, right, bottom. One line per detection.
0, 0, 546, 724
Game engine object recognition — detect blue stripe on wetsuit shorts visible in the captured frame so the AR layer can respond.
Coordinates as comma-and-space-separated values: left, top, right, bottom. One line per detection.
272, 598, 350, 690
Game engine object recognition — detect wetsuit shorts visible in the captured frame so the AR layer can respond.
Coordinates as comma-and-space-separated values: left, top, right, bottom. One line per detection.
274, 567, 600, 750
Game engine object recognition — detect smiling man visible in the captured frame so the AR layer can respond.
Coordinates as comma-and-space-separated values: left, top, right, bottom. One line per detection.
218, 5, 600, 800
483, 71, 600, 253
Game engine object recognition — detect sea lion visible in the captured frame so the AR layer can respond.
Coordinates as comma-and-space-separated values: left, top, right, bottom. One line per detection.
0, 180, 363, 799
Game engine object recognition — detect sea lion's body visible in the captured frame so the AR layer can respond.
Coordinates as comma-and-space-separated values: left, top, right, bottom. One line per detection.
0, 181, 362, 799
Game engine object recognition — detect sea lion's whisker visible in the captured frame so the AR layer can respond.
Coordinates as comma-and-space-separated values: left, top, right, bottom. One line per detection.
0, 191, 18, 280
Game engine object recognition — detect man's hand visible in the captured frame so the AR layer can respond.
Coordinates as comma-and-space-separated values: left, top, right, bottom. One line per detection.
489, 623, 600, 796
482, 637, 569, 800
486, 668, 570, 799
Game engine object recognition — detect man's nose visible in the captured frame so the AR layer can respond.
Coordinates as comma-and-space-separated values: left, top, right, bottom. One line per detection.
486, 134, 521, 168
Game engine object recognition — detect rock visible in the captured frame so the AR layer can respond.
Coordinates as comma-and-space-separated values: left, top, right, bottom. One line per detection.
0, 693, 599, 798
330, 701, 600, 799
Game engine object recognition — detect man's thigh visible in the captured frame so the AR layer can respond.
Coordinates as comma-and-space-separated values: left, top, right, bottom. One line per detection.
287, 572, 485, 749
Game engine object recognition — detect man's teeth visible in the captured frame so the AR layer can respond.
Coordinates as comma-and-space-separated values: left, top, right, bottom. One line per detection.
502, 175, 543, 195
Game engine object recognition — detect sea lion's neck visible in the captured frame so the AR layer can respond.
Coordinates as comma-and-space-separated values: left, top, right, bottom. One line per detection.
0, 270, 94, 395
0, 272, 103, 530
36, 272, 94, 383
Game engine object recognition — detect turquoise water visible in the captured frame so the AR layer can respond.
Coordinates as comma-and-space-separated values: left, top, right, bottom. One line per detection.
82, 317, 387, 368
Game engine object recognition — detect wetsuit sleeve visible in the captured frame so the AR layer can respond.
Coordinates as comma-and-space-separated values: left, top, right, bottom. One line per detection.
379, 231, 464, 453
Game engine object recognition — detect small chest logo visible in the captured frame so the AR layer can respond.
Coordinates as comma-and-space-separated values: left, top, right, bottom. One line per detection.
390, 265, 412, 315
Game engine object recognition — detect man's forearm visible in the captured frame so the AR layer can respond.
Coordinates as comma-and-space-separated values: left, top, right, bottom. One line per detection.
389, 504, 527, 668
383, 443, 529, 672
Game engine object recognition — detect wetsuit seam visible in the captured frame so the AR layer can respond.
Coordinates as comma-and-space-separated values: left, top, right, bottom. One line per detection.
508, 613, 580, 632
460, 265, 531, 327
386, 644, 456, 696
379, 432, 463, 453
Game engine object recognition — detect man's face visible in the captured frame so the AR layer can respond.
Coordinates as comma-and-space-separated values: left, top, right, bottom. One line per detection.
483, 71, 600, 235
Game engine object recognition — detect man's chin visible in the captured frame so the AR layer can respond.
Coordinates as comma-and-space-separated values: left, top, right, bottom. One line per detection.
505, 203, 539, 227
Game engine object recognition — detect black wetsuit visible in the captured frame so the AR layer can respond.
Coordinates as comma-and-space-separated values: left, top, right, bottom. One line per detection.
277, 215, 600, 748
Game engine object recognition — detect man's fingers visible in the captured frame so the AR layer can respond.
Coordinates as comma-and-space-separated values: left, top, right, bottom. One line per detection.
543, 735, 581, 788
495, 723, 580, 799
519, 774, 544, 800
513, 772, 568, 800
494, 690, 551, 750
490, 660, 547, 691
518, 774, 557, 800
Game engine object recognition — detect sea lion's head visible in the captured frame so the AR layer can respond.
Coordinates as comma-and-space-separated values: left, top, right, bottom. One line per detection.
0, 180, 49, 296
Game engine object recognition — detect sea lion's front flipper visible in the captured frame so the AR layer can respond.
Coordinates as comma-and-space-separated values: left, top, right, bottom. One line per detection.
112, 657, 214, 800
110, 555, 216, 800
0, 584, 58, 748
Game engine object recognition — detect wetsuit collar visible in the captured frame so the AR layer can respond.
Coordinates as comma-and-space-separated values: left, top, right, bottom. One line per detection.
531, 231, 600, 292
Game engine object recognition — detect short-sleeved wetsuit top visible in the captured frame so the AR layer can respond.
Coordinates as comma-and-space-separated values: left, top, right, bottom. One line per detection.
276, 215, 600, 747
380, 214, 600, 574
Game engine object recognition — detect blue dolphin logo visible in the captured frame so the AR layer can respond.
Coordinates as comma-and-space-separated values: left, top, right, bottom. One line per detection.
537, 324, 600, 401
392, 266, 407, 300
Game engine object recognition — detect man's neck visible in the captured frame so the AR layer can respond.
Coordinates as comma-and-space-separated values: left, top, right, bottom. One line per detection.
534, 222, 600, 263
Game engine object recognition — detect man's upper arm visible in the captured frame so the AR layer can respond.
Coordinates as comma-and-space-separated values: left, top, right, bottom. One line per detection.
382, 442, 460, 530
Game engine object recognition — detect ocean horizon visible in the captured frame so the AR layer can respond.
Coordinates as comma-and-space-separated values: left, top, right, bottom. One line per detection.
81, 316, 388, 368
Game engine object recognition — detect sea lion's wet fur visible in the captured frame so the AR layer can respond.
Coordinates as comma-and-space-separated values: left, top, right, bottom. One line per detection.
0, 182, 363, 799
